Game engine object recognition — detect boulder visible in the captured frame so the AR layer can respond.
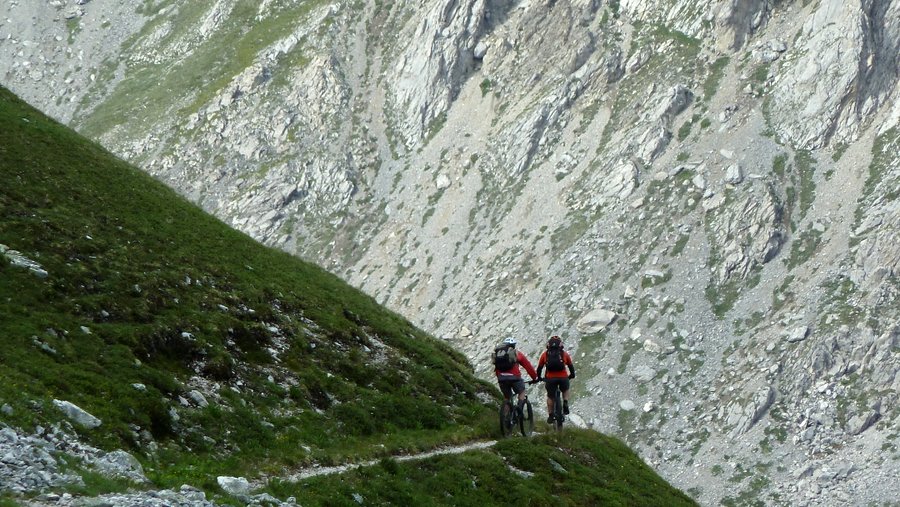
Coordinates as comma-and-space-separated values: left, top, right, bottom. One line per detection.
619, 399, 636, 411
217, 476, 251, 495
787, 326, 810, 343
52, 400, 101, 429
725, 163, 744, 184
576, 308, 617, 333
632, 365, 656, 382
473, 41, 488, 59
92, 450, 147, 483
188, 390, 209, 408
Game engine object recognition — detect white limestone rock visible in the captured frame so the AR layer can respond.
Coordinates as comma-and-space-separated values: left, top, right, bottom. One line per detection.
52, 400, 101, 429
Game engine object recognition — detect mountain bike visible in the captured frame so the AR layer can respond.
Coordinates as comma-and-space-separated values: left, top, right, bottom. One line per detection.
532, 378, 564, 431
499, 395, 534, 437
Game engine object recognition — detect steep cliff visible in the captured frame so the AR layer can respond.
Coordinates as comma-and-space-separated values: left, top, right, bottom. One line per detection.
2, 0, 897, 503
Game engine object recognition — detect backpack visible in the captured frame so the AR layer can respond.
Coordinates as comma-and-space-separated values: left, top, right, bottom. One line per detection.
546, 345, 566, 372
493, 344, 518, 371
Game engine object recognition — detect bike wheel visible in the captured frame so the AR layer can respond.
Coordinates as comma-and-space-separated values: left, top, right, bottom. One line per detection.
499, 402, 513, 437
554, 389, 564, 431
520, 399, 534, 437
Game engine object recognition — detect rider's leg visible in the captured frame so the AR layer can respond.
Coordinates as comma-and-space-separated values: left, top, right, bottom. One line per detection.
499, 381, 513, 406
562, 389, 570, 414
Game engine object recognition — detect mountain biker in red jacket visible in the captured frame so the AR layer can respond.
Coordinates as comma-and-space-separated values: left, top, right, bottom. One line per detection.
536, 335, 575, 423
494, 337, 538, 416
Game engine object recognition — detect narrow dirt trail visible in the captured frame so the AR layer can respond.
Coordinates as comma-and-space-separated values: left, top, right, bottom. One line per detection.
256, 439, 499, 485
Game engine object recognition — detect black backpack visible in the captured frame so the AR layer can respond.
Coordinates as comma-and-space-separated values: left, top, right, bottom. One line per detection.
493, 344, 517, 371
546, 345, 566, 372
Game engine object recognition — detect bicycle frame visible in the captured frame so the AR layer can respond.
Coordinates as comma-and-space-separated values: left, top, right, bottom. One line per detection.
550, 382, 564, 431
533, 378, 564, 431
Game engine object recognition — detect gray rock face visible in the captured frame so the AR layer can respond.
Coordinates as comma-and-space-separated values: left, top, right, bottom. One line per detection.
770, 0, 900, 149
0, 427, 80, 494
0, 425, 150, 497
705, 179, 786, 283
92, 450, 146, 483
723, 385, 776, 436
389, 0, 490, 146
2, 0, 899, 505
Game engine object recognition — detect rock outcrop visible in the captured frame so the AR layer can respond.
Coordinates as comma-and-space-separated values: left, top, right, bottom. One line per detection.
2, 0, 898, 504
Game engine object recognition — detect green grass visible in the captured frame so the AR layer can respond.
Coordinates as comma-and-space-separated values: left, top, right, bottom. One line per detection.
772, 153, 788, 178
771, 275, 796, 313
794, 150, 816, 221
677, 121, 693, 141
550, 208, 603, 252
670, 234, 690, 256
784, 226, 823, 269
641, 270, 672, 288
66, 17, 81, 45
572, 332, 607, 387
831, 142, 848, 162
617, 340, 642, 374
424, 111, 448, 145
705, 280, 741, 318
817, 276, 864, 333
0, 86, 496, 493
264, 430, 697, 506
480, 78, 493, 97
0, 496, 22, 507
703, 57, 730, 100
751, 63, 770, 84
78, 0, 327, 139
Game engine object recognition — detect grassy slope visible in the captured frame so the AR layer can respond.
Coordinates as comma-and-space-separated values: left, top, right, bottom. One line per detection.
0, 87, 694, 505
268, 430, 696, 506
0, 84, 493, 485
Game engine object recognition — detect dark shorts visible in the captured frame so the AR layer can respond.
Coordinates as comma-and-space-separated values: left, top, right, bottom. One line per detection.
497, 377, 526, 399
545, 378, 570, 398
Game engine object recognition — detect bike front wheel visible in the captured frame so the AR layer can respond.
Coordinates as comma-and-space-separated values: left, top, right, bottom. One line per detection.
520, 399, 534, 437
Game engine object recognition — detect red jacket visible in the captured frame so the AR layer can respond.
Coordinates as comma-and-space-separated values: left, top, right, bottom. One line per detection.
495, 350, 538, 381
537, 349, 574, 379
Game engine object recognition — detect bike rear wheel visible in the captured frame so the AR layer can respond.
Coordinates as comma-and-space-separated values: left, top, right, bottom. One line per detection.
553, 387, 564, 431
519, 399, 534, 437
499, 402, 514, 437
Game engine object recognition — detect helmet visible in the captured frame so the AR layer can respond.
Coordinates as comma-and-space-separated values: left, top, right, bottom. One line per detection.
503, 337, 517, 346
547, 335, 562, 348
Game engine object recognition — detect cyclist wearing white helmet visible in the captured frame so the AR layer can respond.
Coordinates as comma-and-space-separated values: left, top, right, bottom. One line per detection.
492, 337, 538, 416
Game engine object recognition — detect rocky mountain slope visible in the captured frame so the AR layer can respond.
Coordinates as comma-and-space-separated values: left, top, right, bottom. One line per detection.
0, 85, 693, 506
2, 0, 898, 504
